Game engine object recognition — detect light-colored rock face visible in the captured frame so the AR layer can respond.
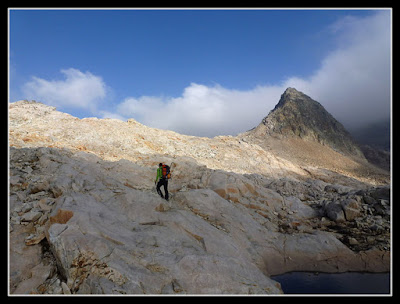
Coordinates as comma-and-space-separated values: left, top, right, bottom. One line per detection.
9, 100, 292, 177
9, 101, 390, 295
9, 147, 285, 294
8, 100, 388, 184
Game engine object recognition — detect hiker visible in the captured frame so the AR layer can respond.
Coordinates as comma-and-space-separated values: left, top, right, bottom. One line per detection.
155, 163, 169, 201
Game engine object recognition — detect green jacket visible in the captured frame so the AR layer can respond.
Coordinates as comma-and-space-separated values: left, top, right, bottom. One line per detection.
155, 167, 163, 183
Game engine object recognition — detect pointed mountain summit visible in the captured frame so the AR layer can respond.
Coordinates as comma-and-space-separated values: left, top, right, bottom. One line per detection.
247, 88, 365, 159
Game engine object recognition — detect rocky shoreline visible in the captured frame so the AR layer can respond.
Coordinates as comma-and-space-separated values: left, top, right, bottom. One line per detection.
268, 178, 390, 253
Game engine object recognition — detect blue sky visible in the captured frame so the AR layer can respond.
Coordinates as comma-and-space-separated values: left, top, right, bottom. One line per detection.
9, 8, 391, 137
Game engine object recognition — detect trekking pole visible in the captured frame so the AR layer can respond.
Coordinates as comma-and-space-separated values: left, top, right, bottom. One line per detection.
170, 162, 175, 179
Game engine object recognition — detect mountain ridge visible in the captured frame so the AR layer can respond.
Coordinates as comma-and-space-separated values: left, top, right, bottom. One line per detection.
9, 93, 388, 185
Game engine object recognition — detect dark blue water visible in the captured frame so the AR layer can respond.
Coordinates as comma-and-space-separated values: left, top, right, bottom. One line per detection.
271, 272, 390, 295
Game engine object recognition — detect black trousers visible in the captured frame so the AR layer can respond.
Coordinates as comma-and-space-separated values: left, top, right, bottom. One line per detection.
156, 178, 169, 200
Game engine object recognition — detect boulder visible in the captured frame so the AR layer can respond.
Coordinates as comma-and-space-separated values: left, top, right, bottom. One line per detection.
9, 224, 43, 293
21, 210, 42, 223
324, 201, 345, 223
341, 198, 361, 221
284, 196, 317, 219
370, 187, 390, 201
13, 262, 53, 294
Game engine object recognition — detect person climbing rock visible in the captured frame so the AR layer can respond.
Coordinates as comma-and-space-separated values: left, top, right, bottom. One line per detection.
155, 163, 170, 201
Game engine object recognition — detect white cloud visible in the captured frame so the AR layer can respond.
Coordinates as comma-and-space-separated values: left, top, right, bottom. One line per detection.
285, 10, 391, 130
106, 83, 284, 137
22, 68, 107, 113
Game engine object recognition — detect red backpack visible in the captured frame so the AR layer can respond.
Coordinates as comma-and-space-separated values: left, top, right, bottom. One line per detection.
162, 164, 171, 179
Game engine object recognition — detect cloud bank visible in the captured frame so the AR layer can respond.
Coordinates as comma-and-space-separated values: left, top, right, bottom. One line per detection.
19, 11, 390, 138
22, 68, 107, 113
285, 10, 391, 131
112, 84, 285, 137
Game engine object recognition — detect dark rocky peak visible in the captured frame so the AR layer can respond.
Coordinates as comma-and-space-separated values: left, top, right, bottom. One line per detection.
270, 87, 325, 115
273, 87, 312, 110
253, 88, 365, 159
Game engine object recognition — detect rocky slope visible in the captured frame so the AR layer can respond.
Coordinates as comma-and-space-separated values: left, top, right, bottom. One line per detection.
240, 88, 388, 184
245, 88, 365, 158
8, 90, 390, 295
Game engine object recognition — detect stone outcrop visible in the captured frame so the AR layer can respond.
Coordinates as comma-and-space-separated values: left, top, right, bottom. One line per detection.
8, 91, 390, 295
9, 146, 390, 294
246, 88, 365, 158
